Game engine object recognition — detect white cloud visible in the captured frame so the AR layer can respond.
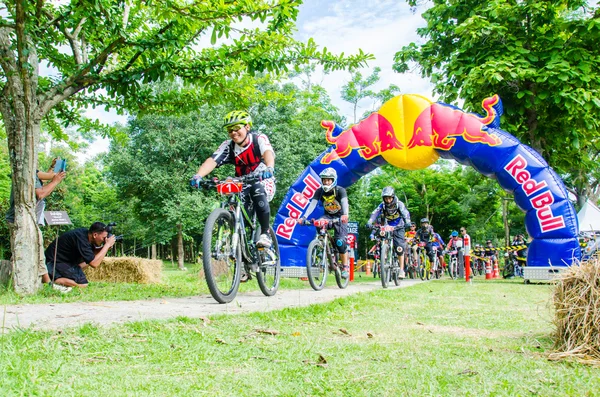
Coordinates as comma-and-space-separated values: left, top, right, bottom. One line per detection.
296, 0, 434, 123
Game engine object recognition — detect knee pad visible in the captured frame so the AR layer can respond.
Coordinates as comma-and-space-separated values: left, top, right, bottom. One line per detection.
396, 246, 404, 254
336, 239, 347, 253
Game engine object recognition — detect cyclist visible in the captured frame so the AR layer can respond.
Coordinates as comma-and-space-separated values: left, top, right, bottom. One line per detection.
190, 110, 275, 248
415, 218, 436, 266
510, 234, 528, 269
483, 239, 498, 267
299, 168, 350, 278
366, 186, 411, 278
405, 222, 418, 267
431, 227, 446, 270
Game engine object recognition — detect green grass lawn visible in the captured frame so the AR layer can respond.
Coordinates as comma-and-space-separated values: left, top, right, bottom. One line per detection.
0, 261, 379, 305
1, 279, 598, 396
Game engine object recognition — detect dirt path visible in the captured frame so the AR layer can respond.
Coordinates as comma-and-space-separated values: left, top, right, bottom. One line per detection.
1, 280, 421, 333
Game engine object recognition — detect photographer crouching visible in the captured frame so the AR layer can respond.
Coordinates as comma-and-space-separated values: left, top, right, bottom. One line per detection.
45, 222, 117, 291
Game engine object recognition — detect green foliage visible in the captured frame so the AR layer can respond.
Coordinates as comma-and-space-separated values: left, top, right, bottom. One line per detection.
394, 0, 600, 203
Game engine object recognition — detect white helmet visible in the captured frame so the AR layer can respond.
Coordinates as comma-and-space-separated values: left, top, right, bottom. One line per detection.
319, 168, 337, 193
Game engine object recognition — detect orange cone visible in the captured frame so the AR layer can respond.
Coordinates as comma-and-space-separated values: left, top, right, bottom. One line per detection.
493, 260, 500, 278
485, 259, 493, 280
366, 261, 372, 276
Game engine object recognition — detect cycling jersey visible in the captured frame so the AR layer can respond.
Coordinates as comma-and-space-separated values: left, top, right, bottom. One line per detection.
211, 132, 274, 177
367, 198, 410, 228
416, 225, 435, 243
305, 186, 348, 218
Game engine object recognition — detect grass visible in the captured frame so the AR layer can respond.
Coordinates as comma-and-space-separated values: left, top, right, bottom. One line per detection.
0, 260, 378, 305
1, 279, 599, 396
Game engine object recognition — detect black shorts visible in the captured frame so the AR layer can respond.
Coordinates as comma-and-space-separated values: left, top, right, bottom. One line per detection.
47, 262, 88, 285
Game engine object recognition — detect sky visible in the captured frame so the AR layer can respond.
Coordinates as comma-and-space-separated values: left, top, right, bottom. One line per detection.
79, 0, 434, 161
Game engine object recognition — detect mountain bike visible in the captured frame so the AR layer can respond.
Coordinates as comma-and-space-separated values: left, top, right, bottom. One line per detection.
416, 242, 431, 281
367, 238, 381, 279
374, 224, 401, 288
503, 251, 524, 278
405, 241, 419, 279
447, 249, 459, 279
302, 218, 349, 291
200, 175, 281, 304
430, 246, 443, 279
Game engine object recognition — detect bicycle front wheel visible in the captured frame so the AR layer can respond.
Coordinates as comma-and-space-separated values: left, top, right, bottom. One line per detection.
202, 209, 241, 304
256, 227, 281, 296
380, 241, 391, 288
306, 239, 328, 291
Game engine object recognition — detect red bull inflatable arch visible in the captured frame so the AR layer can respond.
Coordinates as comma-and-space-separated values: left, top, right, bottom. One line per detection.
274, 94, 580, 276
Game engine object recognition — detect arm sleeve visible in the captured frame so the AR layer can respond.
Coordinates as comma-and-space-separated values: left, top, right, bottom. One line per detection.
400, 202, 411, 224
339, 188, 349, 215
368, 205, 382, 224
210, 140, 233, 167
303, 188, 322, 219
256, 133, 275, 158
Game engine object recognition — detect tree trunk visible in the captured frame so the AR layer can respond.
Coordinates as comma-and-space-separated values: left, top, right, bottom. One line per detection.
3, 112, 42, 295
502, 197, 510, 247
151, 243, 157, 260
177, 223, 185, 270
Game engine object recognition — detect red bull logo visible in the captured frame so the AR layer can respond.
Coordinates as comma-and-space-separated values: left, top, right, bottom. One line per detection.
408, 96, 503, 151
321, 113, 403, 164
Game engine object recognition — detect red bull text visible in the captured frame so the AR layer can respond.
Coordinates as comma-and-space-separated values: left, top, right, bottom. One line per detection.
320, 113, 403, 164
504, 155, 565, 233
408, 101, 502, 150
276, 173, 321, 240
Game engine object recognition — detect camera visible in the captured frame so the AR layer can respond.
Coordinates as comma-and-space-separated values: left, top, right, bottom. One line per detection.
105, 222, 124, 242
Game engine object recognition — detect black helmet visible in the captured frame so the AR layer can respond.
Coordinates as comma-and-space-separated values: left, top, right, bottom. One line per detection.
381, 186, 398, 211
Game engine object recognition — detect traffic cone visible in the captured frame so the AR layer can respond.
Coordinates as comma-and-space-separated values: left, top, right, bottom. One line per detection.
485, 259, 493, 280
366, 261, 372, 276
493, 260, 500, 278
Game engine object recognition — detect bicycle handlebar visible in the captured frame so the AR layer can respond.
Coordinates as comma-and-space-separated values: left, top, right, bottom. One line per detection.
199, 174, 263, 189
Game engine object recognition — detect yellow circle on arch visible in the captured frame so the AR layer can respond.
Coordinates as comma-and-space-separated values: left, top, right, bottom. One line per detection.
378, 94, 439, 170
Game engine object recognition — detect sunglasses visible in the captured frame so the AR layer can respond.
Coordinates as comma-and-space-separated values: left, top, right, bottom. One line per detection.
227, 124, 245, 133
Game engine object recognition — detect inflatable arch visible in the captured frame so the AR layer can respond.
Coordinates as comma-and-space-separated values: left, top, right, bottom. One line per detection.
273, 94, 580, 273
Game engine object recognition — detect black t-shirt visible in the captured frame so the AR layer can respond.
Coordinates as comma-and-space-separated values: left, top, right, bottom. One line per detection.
313, 186, 347, 216
45, 228, 95, 266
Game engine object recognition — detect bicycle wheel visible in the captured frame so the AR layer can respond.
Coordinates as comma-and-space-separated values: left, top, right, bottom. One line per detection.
418, 252, 426, 280
434, 257, 443, 279
256, 227, 281, 296
380, 241, 391, 288
425, 255, 431, 281
450, 257, 458, 279
334, 251, 349, 289
203, 209, 241, 304
306, 239, 328, 291
392, 256, 400, 286
502, 260, 515, 279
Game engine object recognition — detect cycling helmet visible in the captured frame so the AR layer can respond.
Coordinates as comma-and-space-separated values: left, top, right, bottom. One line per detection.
319, 168, 337, 193
486, 239, 492, 244
381, 186, 398, 211
222, 110, 253, 129
451, 230, 458, 237
420, 218, 429, 224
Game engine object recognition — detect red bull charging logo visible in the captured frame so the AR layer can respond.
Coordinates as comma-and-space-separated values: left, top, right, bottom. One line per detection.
320, 113, 403, 164
408, 95, 503, 150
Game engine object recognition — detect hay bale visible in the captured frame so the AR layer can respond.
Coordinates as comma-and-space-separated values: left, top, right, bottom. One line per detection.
84, 256, 162, 284
549, 259, 600, 366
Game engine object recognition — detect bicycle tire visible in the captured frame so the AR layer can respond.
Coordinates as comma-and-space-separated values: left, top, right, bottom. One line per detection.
334, 251, 349, 289
418, 252, 426, 280
392, 256, 400, 286
256, 227, 281, 296
306, 239, 328, 291
502, 261, 515, 279
202, 209, 241, 304
380, 240, 391, 288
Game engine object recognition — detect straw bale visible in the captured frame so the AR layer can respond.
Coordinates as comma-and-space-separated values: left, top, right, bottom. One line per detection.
549, 259, 600, 366
84, 256, 162, 284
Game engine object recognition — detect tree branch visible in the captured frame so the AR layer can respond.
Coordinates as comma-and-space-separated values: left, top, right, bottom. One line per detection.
39, 36, 125, 116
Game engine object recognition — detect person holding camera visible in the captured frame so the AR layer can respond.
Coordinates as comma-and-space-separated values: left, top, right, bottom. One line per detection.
45, 222, 116, 289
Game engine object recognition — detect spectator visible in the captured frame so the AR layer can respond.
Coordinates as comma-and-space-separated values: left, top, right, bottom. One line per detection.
5, 158, 67, 290
45, 222, 116, 289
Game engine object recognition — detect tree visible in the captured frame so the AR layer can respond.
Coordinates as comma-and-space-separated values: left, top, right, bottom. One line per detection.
0, 0, 372, 294
340, 67, 381, 124
394, 0, 600, 208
